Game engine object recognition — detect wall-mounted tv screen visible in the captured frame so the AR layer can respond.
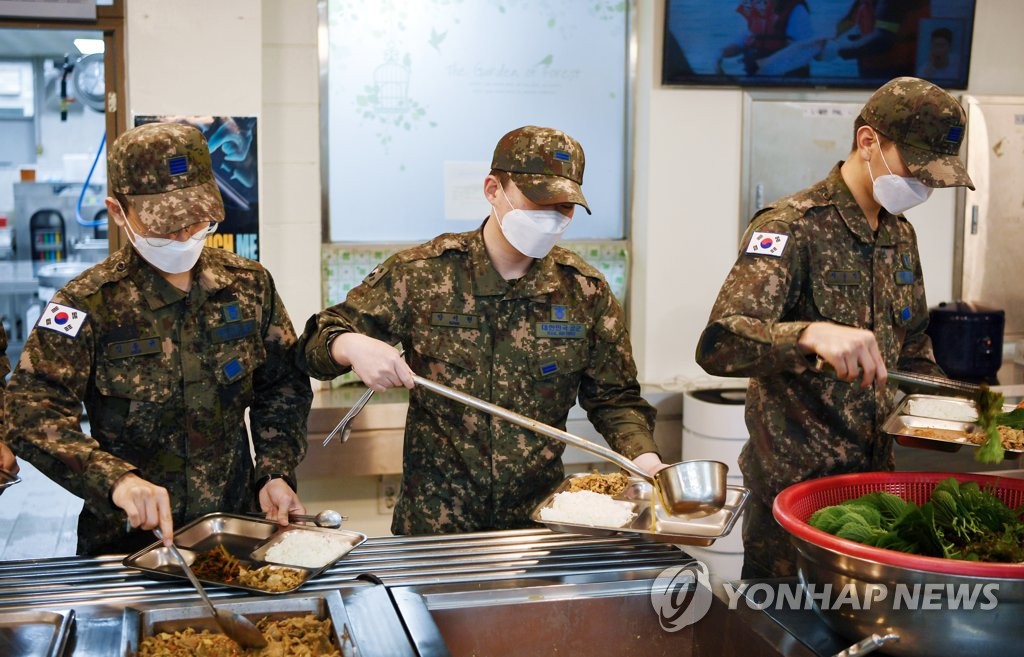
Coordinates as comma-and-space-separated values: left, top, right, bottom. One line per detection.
663, 0, 975, 90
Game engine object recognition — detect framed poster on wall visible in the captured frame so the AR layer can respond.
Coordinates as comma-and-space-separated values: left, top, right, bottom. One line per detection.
134, 115, 259, 261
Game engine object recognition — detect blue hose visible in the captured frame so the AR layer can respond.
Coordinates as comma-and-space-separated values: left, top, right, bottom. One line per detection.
75, 131, 107, 227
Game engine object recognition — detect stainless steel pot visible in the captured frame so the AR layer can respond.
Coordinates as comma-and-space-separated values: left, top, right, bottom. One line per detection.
793, 534, 1024, 657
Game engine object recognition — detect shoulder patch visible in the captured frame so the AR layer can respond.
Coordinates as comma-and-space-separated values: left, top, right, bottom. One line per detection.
551, 246, 604, 280
37, 302, 88, 337
745, 232, 789, 257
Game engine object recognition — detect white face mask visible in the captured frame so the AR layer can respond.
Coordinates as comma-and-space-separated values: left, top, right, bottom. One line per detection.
119, 205, 207, 274
496, 185, 571, 258
868, 136, 933, 215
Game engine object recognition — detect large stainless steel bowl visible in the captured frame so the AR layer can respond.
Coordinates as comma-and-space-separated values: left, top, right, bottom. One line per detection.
775, 472, 1024, 657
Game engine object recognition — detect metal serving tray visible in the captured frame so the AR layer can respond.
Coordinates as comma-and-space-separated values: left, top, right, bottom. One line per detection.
0, 609, 74, 657
119, 589, 356, 656
883, 393, 1021, 456
531, 475, 749, 546
123, 513, 367, 595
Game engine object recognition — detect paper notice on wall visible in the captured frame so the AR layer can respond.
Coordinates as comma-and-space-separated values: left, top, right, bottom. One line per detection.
443, 161, 489, 221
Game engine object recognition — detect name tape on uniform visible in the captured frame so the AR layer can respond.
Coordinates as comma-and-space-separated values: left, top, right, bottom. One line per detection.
745, 232, 789, 257
37, 302, 88, 338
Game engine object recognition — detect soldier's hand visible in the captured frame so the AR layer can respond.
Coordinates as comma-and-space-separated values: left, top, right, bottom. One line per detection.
798, 322, 887, 388
633, 452, 670, 476
258, 477, 306, 527
0, 442, 18, 475
111, 472, 174, 546
331, 333, 414, 392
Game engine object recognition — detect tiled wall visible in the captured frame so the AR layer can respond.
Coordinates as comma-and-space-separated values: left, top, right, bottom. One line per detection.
322, 240, 630, 308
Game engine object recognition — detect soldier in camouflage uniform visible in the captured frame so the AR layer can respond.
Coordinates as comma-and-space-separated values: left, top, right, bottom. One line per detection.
0, 325, 18, 475
5, 123, 312, 555
298, 126, 665, 535
696, 77, 975, 578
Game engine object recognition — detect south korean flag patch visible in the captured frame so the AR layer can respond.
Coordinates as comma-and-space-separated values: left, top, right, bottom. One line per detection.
37, 302, 88, 338
745, 232, 789, 257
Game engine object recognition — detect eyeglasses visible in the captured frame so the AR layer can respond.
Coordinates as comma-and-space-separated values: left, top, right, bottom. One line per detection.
140, 221, 218, 247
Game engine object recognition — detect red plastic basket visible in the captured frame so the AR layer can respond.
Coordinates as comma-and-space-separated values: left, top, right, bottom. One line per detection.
774, 471, 1024, 578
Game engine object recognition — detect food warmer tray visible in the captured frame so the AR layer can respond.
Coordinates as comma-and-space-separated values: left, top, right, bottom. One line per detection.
531, 474, 749, 546
123, 513, 367, 595
882, 393, 1020, 456
0, 609, 75, 657
119, 589, 356, 655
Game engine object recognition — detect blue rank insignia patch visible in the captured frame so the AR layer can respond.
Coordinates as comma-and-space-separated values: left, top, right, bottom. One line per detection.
551, 305, 568, 322
222, 358, 245, 383
539, 360, 559, 377
222, 303, 241, 323
895, 270, 915, 285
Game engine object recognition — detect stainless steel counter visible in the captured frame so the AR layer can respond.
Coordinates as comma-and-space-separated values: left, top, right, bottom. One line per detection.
0, 529, 703, 657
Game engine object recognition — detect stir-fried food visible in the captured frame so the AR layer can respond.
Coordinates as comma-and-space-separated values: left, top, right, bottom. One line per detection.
237, 565, 305, 593
138, 614, 340, 656
187, 545, 305, 592
566, 471, 629, 496
190, 545, 241, 583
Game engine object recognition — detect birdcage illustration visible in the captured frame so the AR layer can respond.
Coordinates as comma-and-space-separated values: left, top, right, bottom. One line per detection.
373, 53, 411, 113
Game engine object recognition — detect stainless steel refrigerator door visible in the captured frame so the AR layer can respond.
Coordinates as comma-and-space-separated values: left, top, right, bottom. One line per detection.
741, 90, 870, 238
956, 95, 1024, 340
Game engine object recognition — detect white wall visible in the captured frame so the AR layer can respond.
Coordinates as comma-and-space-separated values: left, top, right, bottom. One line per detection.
122, 0, 1024, 387
124, 0, 321, 330
630, 0, 1024, 387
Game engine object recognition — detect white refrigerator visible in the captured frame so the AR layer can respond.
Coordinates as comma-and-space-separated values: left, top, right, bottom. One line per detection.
955, 95, 1024, 342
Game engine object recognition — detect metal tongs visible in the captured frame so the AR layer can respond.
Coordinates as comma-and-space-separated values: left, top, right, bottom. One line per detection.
323, 386, 375, 446
811, 356, 982, 399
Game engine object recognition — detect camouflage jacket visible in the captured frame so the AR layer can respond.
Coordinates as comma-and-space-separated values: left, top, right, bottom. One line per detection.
298, 227, 658, 534
0, 323, 8, 427
696, 164, 941, 502
5, 246, 311, 554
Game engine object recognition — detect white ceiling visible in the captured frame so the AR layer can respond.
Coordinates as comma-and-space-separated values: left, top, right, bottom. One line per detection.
0, 28, 102, 59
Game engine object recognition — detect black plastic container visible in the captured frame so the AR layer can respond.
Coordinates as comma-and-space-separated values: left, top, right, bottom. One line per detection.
926, 301, 1005, 382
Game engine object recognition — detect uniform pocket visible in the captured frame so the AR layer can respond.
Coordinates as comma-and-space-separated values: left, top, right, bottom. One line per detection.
529, 343, 589, 411
809, 245, 869, 328
413, 327, 480, 373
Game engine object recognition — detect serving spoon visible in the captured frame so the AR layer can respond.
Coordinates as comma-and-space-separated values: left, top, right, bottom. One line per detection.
152, 528, 267, 649
246, 509, 348, 529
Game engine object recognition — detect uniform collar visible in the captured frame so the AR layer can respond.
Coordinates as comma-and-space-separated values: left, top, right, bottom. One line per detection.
826, 162, 899, 246
469, 225, 560, 299
123, 245, 230, 309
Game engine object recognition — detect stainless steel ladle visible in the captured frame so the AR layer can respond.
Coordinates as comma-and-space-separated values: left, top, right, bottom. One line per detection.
408, 373, 728, 514
319, 355, 729, 513
153, 528, 267, 649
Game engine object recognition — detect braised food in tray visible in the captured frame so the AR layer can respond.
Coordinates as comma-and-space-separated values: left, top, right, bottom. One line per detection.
137, 614, 341, 657
565, 471, 630, 496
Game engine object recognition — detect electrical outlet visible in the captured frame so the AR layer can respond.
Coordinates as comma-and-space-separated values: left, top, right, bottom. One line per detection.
378, 475, 400, 515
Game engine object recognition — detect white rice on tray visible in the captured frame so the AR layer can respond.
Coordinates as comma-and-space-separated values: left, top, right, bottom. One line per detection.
539, 490, 637, 528
263, 530, 350, 568
905, 397, 977, 423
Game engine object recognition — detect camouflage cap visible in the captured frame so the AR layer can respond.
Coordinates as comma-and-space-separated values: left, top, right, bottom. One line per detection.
859, 76, 974, 190
491, 125, 591, 214
108, 122, 225, 234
